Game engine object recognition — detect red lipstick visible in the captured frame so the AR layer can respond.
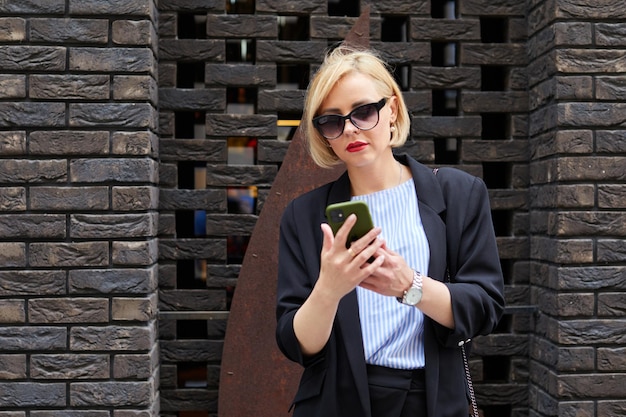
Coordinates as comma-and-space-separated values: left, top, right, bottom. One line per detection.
347, 141, 368, 152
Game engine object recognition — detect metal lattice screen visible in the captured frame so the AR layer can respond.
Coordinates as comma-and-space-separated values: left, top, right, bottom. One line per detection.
157, 1, 530, 416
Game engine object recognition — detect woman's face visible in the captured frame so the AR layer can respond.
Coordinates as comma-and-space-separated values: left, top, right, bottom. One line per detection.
316, 72, 397, 169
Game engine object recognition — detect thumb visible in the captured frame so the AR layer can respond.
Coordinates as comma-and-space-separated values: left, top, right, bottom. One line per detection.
320, 223, 335, 253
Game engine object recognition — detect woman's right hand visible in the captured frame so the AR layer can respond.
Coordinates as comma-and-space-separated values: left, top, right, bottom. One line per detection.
317, 214, 384, 302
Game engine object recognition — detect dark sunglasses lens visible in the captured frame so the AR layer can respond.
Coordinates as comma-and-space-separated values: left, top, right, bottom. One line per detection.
315, 115, 343, 139
351, 104, 379, 130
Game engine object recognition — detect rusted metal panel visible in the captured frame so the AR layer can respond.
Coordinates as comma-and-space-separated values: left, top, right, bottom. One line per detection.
218, 8, 371, 417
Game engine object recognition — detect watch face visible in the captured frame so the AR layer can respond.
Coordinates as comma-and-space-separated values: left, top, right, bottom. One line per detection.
405, 287, 422, 305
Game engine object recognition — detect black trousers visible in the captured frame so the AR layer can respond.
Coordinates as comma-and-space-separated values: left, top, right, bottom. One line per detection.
366, 364, 427, 417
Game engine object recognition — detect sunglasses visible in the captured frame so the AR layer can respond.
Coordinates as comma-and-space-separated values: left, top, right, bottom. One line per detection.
312, 97, 387, 140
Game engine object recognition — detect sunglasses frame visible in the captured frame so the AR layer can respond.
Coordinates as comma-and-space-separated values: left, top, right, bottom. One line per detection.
312, 97, 387, 140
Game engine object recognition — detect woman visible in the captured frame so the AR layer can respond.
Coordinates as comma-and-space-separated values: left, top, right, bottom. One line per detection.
276, 46, 504, 417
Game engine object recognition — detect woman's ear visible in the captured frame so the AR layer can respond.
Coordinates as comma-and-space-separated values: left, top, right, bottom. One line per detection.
388, 95, 398, 124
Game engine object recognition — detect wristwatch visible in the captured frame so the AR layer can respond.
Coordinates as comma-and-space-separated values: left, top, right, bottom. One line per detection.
398, 270, 423, 306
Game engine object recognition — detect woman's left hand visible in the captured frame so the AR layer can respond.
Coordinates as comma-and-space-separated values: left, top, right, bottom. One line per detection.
359, 244, 412, 299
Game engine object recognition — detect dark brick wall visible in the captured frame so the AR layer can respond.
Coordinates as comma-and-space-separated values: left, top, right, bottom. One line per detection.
527, 1, 626, 416
0, 0, 160, 415
1, 0, 625, 416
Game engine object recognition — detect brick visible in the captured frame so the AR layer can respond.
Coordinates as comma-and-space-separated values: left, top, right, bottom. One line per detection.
159, 139, 225, 161
256, 40, 327, 63
555, 76, 593, 100
112, 294, 157, 322
30, 18, 108, 43
0, 214, 65, 239
0, 160, 66, 183
0, 243, 25, 268
257, 90, 304, 113
410, 18, 480, 41
0, 46, 65, 71
598, 401, 626, 417
598, 293, 626, 316
114, 352, 157, 379
112, 20, 155, 45
70, 48, 154, 72
0, 300, 25, 323
554, 22, 592, 45
461, 91, 529, 113
535, 290, 594, 317
70, 103, 155, 128
411, 68, 481, 89
0, 271, 66, 296
32, 412, 109, 417
558, 319, 626, 345
159, 289, 226, 311
205, 64, 276, 87
113, 75, 157, 102
553, 156, 626, 182
112, 131, 158, 156
69, 266, 157, 294
30, 75, 109, 100
412, 116, 482, 138
597, 130, 626, 153
159, 189, 226, 211
598, 239, 626, 263
29, 242, 109, 268
69, 0, 155, 15
70, 324, 154, 351
29, 298, 109, 323
71, 381, 153, 407
558, 401, 594, 417
0, 103, 66, 127
461, 44, 527, 66
549, 212, 626, 236
0, 354, 26, 379
0, 17, 26, 41
556, 49, 626, 73
158, 39, 224, 61
0, 1, 65, 14
70, 213, 157, 239
557, 373, 626, 398
112, 240, 159, 266
204, 164, 277, 187
256, 0, 323, 14
70, 158, 158, 183
598, 185, 626, 209
0, 75, 26, 98
30, 187, 109, 211
460, 0, 525, 15
112, 186, 158, 210
462, 139, 528, 162
0, 131, 26, 155
205, 113, 275, 137
529, 184, 595, 209
29, 131, 109, 155
596, 23, 626, 46
530, 237, 593, 264
552, 266, 626, 291
207, 15, 276, 38
31, 354, 109, 379
0, 327, 66, 351
159, 88, 223, 111
557, 0, 626, 19
158, 238, 226, 262
0, 383, 65, 407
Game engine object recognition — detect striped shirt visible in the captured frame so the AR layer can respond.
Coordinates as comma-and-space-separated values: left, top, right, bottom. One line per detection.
352, 178, 429, 369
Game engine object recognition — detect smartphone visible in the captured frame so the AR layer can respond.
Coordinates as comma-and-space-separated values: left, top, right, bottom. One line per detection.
325, 200, 374, 248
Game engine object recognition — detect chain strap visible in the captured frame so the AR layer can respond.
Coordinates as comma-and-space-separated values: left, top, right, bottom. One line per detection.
462, 345, 479, 417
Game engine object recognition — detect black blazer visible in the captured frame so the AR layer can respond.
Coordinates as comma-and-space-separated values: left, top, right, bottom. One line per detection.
276, 154, 504, 417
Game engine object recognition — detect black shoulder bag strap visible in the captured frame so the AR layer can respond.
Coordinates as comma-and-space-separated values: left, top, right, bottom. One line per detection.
433, 168, 480, 417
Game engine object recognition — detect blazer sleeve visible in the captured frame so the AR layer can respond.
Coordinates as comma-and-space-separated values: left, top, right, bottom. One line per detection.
434, 169, 505, 348
275, 198, 325, 367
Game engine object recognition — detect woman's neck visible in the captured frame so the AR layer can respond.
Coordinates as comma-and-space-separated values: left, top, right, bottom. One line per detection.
348, 157, 408, 196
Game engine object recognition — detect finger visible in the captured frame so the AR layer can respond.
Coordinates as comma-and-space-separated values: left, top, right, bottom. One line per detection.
320, 223, 335, 254
334, 213, 357, 248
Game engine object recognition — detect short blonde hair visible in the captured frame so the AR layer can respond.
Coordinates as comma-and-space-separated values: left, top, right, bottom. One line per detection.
302, 46, 410, 168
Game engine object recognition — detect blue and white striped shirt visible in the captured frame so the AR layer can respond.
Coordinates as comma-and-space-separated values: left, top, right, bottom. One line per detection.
352, 178, 429, 369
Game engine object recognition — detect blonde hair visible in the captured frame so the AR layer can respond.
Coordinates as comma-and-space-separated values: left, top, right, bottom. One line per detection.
302, 46, 410, 168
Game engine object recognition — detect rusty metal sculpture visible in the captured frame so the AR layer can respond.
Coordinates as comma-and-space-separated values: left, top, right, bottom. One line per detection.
218, 7, 371, 417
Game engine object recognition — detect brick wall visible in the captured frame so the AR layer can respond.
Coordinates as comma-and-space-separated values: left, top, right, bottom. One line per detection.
1, 0, 625, 416
528, 1, 626, 416
0, 1, 159, 415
